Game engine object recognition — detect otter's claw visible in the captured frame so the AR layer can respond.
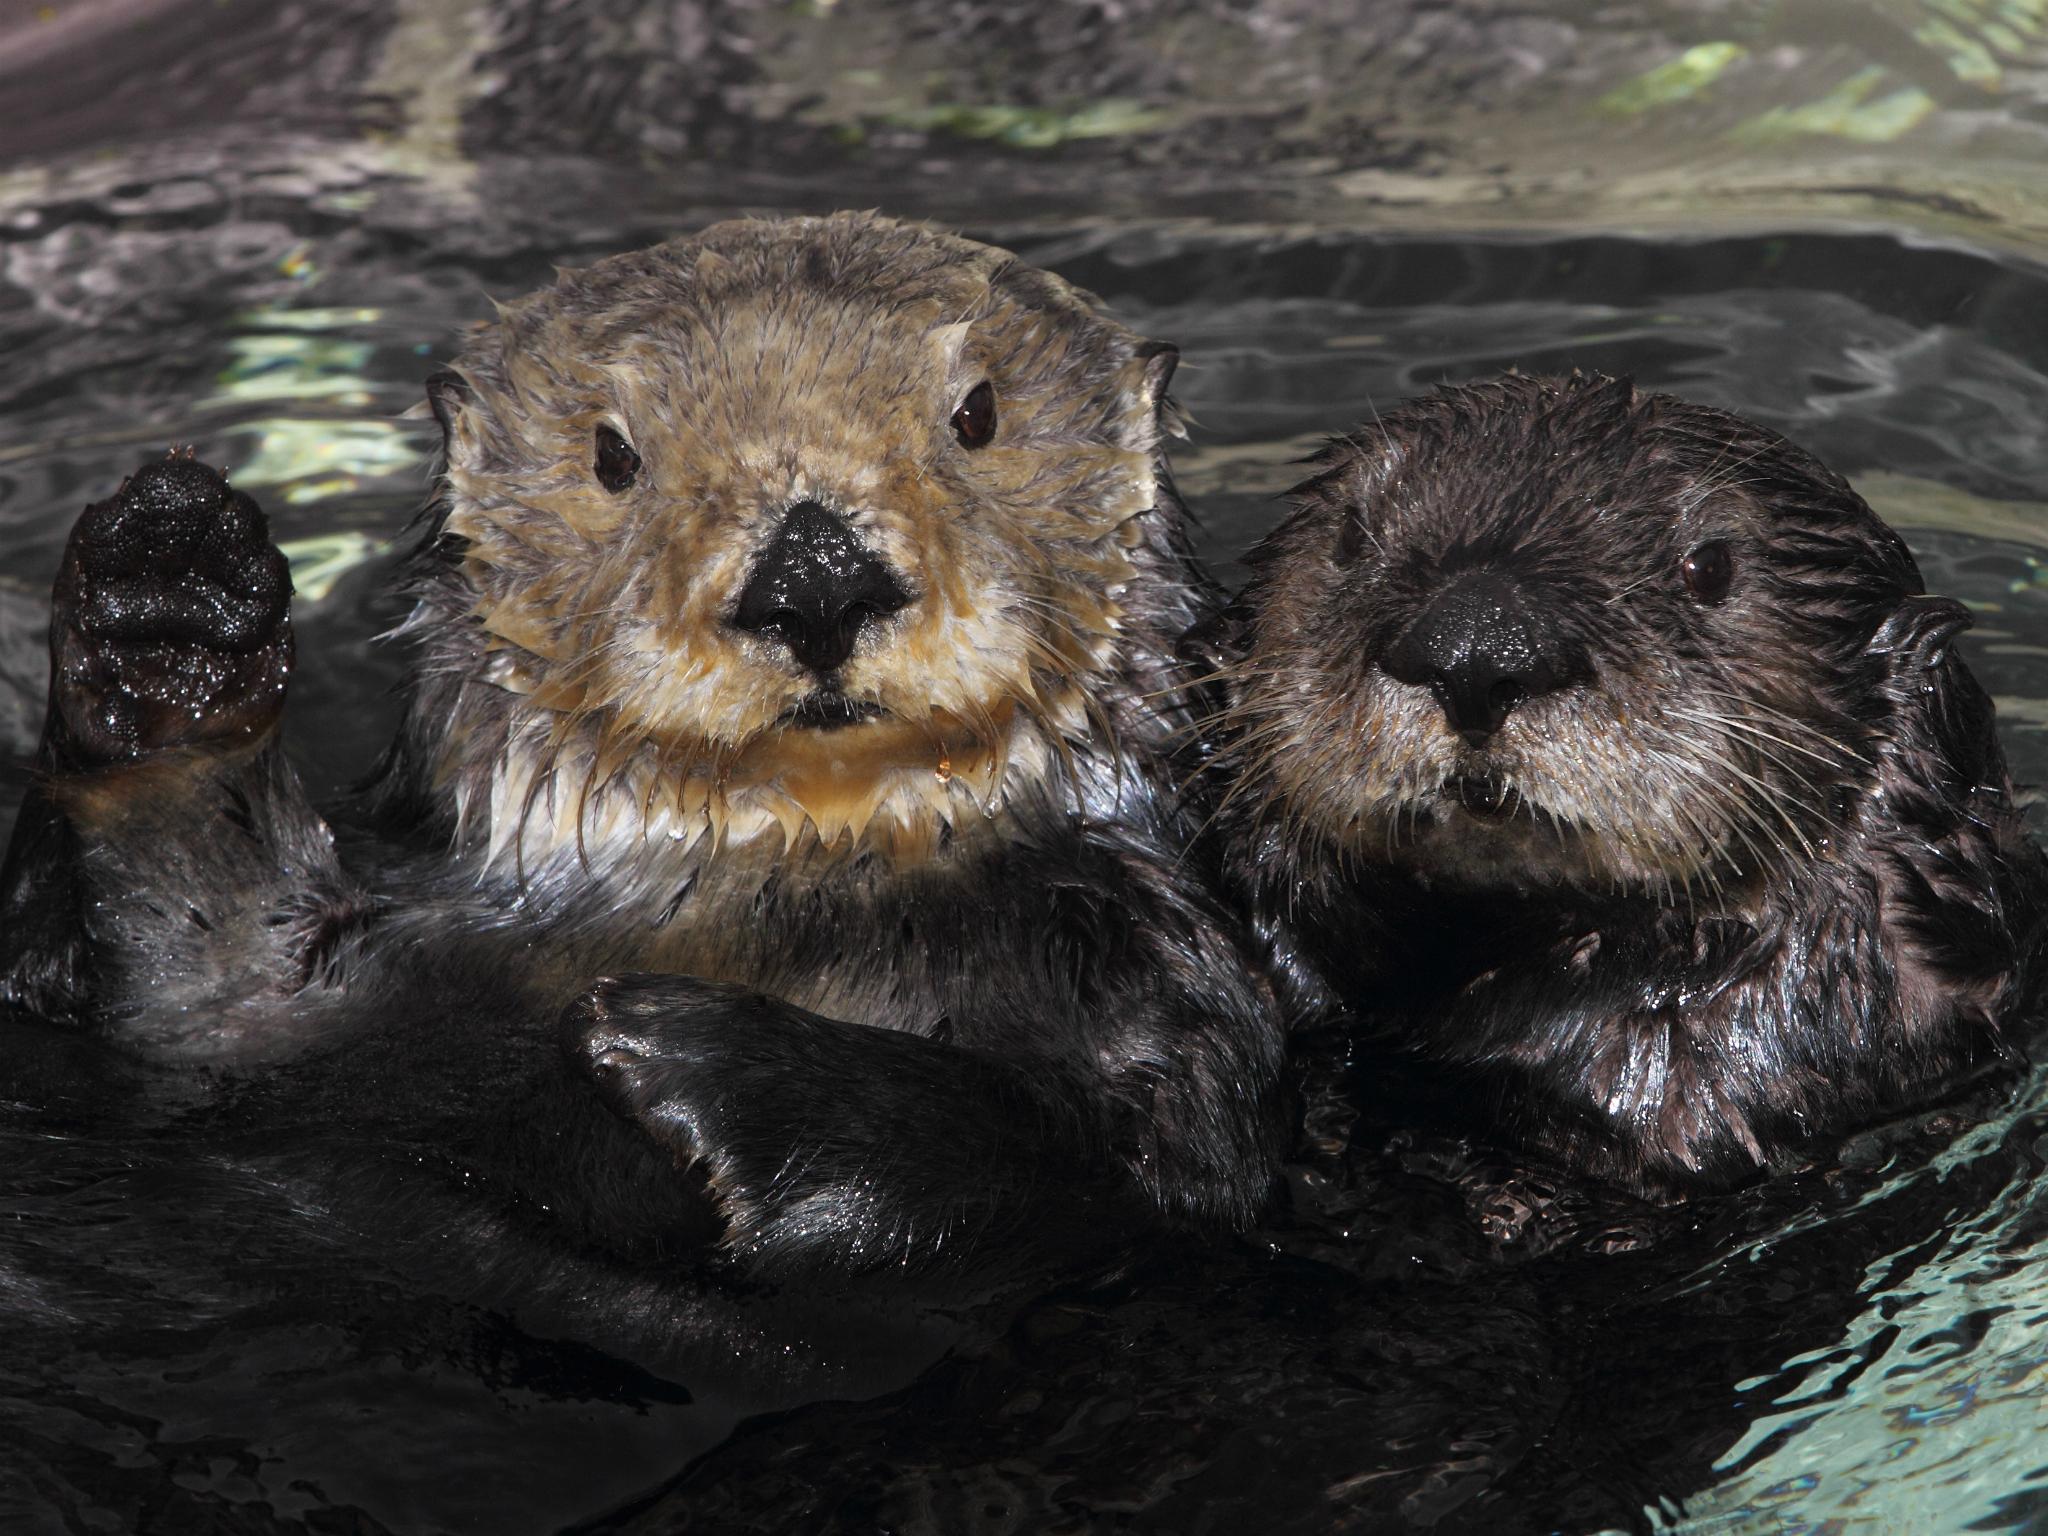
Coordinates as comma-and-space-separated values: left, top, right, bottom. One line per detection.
50, 455, 292, 764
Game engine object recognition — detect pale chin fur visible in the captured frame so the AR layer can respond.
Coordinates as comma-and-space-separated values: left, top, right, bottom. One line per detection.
1289, 679, 1762, 899
452, 696, 1089, 898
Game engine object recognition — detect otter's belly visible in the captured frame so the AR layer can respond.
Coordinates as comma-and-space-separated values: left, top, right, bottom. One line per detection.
629, 923, 949, 1038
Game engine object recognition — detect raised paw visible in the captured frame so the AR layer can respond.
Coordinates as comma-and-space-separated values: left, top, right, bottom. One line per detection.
48, 452, 292, 765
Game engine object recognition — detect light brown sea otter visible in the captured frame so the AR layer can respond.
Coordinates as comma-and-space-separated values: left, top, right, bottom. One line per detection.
0, 213, 1285, 1281
1198, 373, 2048, 1198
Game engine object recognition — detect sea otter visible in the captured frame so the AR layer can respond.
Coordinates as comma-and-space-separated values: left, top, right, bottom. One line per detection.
0, 213, 1284, 1280
1197, 372, 2048, 1197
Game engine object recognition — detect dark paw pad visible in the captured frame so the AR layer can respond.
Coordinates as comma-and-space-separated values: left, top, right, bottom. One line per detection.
51, 453, 292, 762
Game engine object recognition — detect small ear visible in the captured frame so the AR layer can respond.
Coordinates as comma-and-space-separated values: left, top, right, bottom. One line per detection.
1137, 339, 1180, 405
1121, 338, 1185, 446
423, 369, 472, 443
692, 248, 733, 284
928, 320, 972, 374
1869, 594, 1973, 674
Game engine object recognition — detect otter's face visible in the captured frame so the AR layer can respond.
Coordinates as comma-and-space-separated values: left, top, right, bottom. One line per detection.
420, 215, 1177, 866
1222, 374, 1923, 898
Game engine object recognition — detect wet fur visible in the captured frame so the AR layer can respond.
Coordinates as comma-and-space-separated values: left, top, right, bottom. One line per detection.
0, 214, 1284, 1290
1201, 373, 2048, 1195
393, 219, 1187, 877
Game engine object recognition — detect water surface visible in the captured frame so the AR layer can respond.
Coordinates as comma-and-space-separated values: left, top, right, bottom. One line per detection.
7, 3, 2048, 1531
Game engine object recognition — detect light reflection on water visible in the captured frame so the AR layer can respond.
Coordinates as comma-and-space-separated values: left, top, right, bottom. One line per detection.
6, 201, 2048, 1531
1678, 1113, 2048, 1534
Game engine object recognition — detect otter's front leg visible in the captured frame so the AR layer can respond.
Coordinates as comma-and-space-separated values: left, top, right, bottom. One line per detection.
0, 456, 354, 1048
564, 976, 1186, 1275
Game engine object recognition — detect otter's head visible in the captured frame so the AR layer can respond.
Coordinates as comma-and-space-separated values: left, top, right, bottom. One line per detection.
1214, 373, 1932, 900
399, 214, 1186, 877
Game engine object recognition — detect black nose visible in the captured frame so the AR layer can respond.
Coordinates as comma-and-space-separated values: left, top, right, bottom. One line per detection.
1381, 569, 1584, 746
730, 501, 910, 675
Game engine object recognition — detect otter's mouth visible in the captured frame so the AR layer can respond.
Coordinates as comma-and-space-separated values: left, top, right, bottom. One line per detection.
1442, 773, 1522, 822
777, 692, 886, 732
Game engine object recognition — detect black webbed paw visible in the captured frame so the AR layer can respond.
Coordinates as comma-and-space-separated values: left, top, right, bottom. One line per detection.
561, 974, 1121, 1277
48, 452, 292, 766
562, 975, 890, 1271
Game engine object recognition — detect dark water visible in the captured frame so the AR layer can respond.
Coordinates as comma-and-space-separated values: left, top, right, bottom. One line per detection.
8, 19, 2048, 1526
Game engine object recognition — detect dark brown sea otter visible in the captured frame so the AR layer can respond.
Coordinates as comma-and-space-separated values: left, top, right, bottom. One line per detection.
1199, 372, 2048, 1197
0, 213, 1284, 1284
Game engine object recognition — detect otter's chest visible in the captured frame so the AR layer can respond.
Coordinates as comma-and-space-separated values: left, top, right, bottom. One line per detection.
622, 883, 942, 1034
488, 845, 1058, 1040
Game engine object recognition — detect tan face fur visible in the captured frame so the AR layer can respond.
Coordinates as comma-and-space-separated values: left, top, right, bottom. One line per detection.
415, 214, 1178, 877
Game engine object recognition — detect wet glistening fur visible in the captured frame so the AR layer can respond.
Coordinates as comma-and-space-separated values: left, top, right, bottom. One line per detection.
0, 214, 1286, 1309
1199, 373, 2048, 1195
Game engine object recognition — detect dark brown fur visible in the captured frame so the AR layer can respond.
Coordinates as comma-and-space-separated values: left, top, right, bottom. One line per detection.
0, 215, 1285, 1292
1199, 373, 2048, 1195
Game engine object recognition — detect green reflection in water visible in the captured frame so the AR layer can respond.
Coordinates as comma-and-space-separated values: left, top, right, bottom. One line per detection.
277, 532, 388, 604
231, 420, 423, 500
1730, 66, 1936, 145
1916, 0, 2048, 90
209, 335, 376, 406
879, 98, 1168, 148
1683, 1072, 2048, 1531
236, 307, 385, 333
1596, 42, 1748, 117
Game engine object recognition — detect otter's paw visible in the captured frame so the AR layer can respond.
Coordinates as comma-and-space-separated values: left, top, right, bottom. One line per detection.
562, 973, 1023, 1274
48, 453, 292, 765
561, 975, 859, 1266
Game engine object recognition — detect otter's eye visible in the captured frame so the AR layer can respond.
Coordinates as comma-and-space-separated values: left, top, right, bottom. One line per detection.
952, 381, 996, 448
1682, 540, 1733, 604
594, 424, 640, 494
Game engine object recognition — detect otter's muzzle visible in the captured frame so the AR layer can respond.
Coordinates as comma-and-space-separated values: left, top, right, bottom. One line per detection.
730, 501, 910, 675
1381, 569, 1585, 746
